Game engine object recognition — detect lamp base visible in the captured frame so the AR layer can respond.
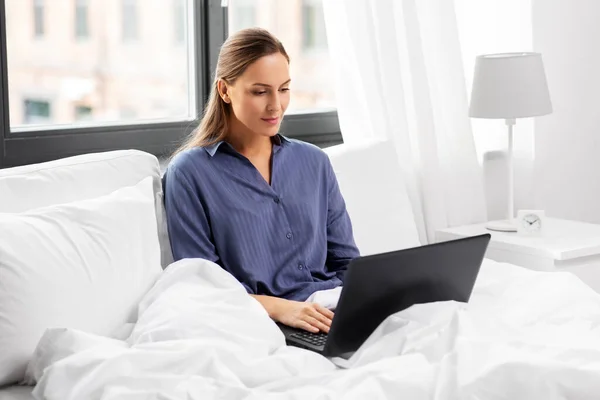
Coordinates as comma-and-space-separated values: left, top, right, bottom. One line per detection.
485, 220, 517, 232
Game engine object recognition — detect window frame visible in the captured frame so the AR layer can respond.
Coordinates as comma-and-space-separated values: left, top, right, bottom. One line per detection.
0, 0, 341, 169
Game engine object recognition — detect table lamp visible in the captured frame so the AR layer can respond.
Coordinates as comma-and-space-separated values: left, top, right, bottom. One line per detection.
469, 52, 553, 232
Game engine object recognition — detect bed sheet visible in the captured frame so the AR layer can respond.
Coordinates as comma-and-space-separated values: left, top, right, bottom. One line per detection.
27, 258, 600, 400
0, 386, 34, 400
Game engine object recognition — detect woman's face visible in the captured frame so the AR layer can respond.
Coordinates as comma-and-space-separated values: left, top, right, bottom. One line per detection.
221, 52, 291, 139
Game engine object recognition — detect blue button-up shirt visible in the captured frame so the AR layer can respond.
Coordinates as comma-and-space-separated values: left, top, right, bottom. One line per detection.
163, 134, 360, 301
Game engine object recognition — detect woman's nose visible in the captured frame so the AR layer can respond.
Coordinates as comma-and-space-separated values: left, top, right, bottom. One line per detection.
267, 93, 281, 112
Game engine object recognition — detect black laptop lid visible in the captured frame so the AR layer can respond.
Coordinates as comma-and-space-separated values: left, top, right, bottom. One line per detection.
322, 234, 490, 358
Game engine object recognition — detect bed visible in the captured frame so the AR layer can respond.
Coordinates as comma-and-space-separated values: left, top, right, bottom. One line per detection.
1, 142, 599, 399
0, 386, 34, 400
17, 257, 600, 399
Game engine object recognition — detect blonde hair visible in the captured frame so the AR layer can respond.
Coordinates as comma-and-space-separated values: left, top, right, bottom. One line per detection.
172, 28, 290, 156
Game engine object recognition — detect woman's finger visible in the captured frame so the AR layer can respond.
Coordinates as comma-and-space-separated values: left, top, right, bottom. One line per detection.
308, 306, 332, 328
304, 315, 329, 333
296, 319, 319, 333
314, 303, 335, 320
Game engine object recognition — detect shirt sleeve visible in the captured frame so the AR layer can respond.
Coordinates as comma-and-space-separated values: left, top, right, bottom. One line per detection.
163, 166, 254, 294
324, 157, 360, 282
163, 166, 220, 264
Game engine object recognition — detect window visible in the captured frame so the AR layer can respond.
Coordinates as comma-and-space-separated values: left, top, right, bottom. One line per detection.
226, 0, 341, 145
122, 0, 138, 42
0, 0, 339, 169
23, 99, 51, 124
227, 0, 336, 113
2, 0, 202, 167
229, 0, 255, 30
74, 105, 92, 121
119, 107, 137, 120
33, 0, 44, 38
301, 0, 327, 52
174, 0, 186, 44
75, 0, 90, 39
7, 0, 193, 129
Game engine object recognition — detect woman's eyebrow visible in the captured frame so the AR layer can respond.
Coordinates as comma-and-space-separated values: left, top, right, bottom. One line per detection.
252, 79, 292, 88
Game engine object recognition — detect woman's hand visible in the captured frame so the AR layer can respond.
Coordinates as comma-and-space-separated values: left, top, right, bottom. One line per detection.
274, 300, 334, 333
251, 295, 334, 333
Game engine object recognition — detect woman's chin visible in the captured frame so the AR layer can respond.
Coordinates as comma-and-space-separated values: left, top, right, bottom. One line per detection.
257, 127, 280, 137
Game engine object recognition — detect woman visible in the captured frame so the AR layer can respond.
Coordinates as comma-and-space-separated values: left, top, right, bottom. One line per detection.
163, 28, 359, 334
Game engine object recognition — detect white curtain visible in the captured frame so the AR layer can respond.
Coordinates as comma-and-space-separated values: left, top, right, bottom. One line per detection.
323, 0, 487, 244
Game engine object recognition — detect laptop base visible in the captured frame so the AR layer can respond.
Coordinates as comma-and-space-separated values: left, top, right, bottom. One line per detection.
277, 322, 326, 353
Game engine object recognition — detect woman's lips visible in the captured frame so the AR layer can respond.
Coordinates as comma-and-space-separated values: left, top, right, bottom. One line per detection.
261, 117, 279, 125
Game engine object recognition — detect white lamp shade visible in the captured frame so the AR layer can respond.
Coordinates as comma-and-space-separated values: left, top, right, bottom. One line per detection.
469, 52, 553, 119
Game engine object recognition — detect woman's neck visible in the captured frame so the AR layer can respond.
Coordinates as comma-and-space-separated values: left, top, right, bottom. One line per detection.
226, 122, 273, 159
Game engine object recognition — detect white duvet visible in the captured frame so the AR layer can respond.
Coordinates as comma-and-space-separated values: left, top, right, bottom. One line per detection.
28, 258, 600, 400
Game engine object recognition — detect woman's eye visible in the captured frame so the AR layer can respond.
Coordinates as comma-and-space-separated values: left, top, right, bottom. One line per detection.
280, 88, 290, 92
253, 91, 267, 95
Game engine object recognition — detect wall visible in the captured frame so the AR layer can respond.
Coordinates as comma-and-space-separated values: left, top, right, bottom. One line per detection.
533, 0, 600, 223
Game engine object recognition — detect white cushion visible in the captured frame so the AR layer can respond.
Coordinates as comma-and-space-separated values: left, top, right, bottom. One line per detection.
324, 140, 421, 255
0, 150, 173, 267
0, 177, 162, 386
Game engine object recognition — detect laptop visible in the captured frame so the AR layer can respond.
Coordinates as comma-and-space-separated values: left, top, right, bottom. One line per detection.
278, 234, 491, 359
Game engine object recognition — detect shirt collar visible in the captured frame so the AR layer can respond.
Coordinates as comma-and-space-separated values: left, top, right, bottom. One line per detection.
204, 141, 225, 157
203, 134, 289, 157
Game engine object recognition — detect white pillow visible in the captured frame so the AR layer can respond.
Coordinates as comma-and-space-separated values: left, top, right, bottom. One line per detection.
324, 140, 421, 255
0, 176, 162, 386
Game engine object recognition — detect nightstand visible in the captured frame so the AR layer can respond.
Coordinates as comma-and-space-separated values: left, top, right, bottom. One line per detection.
435, 218, 600, 293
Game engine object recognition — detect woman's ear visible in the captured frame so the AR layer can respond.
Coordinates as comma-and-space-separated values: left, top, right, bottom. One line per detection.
217, 79, 231, 104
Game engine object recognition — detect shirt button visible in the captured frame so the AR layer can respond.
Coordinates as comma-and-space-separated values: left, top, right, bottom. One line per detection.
286, 232, 292, 239
273, 197, 280, 204
298, 264, 304, 270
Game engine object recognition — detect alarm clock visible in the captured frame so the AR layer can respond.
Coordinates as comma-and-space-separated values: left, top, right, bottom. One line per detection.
516, 210, 546, 236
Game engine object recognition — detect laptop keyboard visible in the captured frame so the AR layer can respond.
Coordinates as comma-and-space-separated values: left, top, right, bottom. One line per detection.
290, 331, 328, 347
